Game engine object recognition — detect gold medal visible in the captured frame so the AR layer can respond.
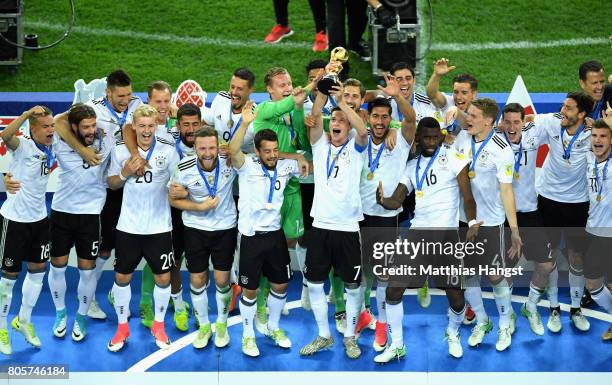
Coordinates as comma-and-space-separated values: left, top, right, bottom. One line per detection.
596, 195, 602, 202
265, 202, 273, 210
367, 172, 374, 180
468, 170, 476, 179
416, 190, 424, 199
227, 119, 234, 129
514, 173, 520, 181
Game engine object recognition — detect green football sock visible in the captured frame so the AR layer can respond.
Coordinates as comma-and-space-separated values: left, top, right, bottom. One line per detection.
256, 276, 269, 312
330, 269, 345, 313
140, 264, 154, 306
364, 265, 375, 308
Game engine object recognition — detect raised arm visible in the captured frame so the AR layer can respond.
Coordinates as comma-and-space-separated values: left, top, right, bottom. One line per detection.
122, 123, 139, 159
329, 85, 368, 146
1, 106, 47, 150
254, 94, 295, 121
309, 89, 327, 144
54, 111, 102, 166
377, 73, 416, 144
229, 100, 255, 169
426, 58, 457, 109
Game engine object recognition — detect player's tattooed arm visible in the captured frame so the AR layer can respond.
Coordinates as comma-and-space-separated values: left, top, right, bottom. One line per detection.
376, 181, 407, 210
229, 100, 255, 169
426, 58, 456, 109
54, 110, 102, 166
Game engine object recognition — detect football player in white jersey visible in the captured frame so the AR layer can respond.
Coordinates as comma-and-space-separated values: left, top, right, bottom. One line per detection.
496, 103, 552, 337
203, 68, 257, 154
229, 101, 307, 357
299, 84, 369, 359
584, 116, 612, 341
201, 68, 257, 313
452, 98, 522, 352
106, 105, 180, 352
358, 73, 416, 351
71, 70, 141, 320
0, 106, 54, 355
170, 126, 237, 349
426, 58, 478, 134
123, 82, 191, 332
534, 91, 594, 333
375, 117, 478, 361
366, 62, 438, 125
45, 104, 113, 343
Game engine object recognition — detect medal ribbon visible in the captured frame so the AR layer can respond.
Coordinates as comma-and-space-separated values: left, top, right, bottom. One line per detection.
503, 132, 523, 176
594, 151, 612, 200
34, 140, 56, 168
469, 129, 496, 173
367, 135, 385, 176
197, 157, 220, 198
103, 98, 129, 129
326, 140, 349, 179
261, 164, 278, 205
415, 146, 440, 192
560, 123, 585, 160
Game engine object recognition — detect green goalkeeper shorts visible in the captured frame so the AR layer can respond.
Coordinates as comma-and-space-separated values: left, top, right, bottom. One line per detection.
280, 190, 304, 240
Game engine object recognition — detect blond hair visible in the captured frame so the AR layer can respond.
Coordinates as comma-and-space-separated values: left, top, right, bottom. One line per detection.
133, 104, 158, 123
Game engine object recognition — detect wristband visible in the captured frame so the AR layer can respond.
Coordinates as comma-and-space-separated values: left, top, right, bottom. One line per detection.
119, 171, 127, 181
468, 219, 478, 228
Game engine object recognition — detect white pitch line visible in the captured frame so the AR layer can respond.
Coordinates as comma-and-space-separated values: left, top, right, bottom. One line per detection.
127, 290, 612, 373
432, 37, 610, 52
25, 20, 609, 52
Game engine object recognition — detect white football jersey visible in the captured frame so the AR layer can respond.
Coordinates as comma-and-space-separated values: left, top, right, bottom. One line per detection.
155, 121, 179, 143
236, 156, 300, 236
0, 136, 52, 222
86, 96, 142, 142
535, 113, 591, 203
390, 92, 438, 125
586, 151, 612, 237
51, 130, 114, 215
453, 130, 515, 226
401, 146, 469, 228
174, 138, 195, 160
108, 137, 179, 234
311, 135, 366, 232
172, 155, 237, 231
360, 132, 411, 217
202, 91, 256, 153
503, 122, 548, 213
303, 93, 337, 117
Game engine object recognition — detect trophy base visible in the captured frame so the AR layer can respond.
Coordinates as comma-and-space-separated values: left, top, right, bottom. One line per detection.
317, 76, 340, 96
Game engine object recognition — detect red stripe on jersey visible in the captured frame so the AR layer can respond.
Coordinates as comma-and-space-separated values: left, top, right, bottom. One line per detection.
536, 144, 548, 168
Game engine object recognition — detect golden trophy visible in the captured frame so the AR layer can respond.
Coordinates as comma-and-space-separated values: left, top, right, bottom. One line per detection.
318, 47, 349, 96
